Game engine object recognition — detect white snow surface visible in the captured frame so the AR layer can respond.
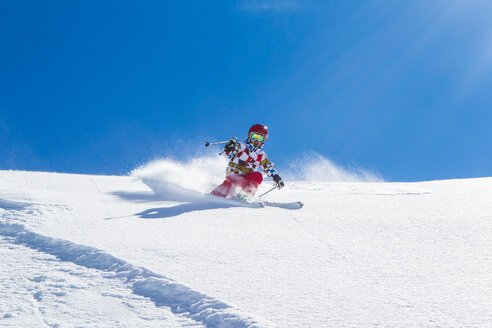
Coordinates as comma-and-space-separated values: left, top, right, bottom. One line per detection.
1, 166, 492, 327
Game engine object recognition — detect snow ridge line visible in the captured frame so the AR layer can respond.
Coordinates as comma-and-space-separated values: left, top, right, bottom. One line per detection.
0, 221, 271, 328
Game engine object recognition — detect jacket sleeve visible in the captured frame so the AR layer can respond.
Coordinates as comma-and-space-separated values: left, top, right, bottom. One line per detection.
225, 141, 243, 159
260, 154, 278, 177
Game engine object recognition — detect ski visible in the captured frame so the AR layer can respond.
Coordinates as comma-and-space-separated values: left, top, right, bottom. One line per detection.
208, 194, 303, 209
258, 200, 304, 209
207, 194, 265, 208
225, 196, 304, 209
231, 199, 265, 208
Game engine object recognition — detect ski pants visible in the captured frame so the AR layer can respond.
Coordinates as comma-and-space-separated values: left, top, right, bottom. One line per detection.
210, 172, 263, 198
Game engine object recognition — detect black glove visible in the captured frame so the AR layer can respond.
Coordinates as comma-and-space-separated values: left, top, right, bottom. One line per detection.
223, 137, 237, 153
272, 174, 285, 189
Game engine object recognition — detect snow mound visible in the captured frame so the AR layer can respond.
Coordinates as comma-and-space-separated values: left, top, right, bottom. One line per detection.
0, 198, 32, 210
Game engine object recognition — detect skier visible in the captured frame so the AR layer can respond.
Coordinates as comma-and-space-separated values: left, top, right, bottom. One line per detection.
211, 124, 284, 199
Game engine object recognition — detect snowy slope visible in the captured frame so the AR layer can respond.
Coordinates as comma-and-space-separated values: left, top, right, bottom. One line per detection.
1, 166, 492, 327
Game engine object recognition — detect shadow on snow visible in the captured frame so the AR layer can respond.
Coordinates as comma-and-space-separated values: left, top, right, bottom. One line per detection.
110, 191, 258, 220
135, 201, 251, 219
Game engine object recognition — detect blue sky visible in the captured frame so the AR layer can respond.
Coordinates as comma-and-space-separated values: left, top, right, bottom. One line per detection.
1, 0, 491, 181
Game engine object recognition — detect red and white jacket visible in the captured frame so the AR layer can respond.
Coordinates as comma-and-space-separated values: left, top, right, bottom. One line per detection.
224, 141, 278, 177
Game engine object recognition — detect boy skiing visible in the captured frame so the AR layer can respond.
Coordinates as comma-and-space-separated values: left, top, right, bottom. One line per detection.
211, 124, 284, 199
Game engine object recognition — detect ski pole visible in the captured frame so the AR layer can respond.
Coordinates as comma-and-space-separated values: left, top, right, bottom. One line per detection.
205, 137, 237, 147
258, 185, 278, 198
204, 140, 230, 147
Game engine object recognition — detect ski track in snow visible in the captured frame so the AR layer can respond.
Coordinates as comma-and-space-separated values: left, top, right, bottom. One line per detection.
0, 235, 200, 328
0, 205, 269, 328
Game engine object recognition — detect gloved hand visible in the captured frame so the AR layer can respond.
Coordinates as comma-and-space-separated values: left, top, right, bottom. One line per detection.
272, 174, 285, 189
223, 137, 237, 153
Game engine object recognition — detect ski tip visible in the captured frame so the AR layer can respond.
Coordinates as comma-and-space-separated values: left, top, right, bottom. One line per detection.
297, 201, 304, 208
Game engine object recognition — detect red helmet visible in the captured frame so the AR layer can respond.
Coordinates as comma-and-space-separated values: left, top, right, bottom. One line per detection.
248, 124, 268, 138
248, 124, 268, 145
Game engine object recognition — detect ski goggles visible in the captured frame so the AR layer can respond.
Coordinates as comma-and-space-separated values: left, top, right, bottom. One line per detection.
250, 132, 265, 143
